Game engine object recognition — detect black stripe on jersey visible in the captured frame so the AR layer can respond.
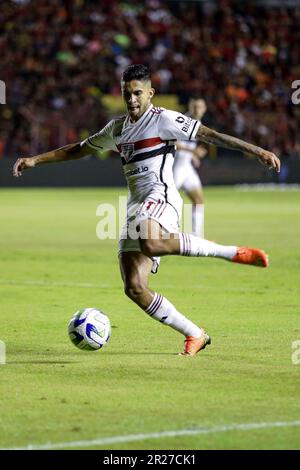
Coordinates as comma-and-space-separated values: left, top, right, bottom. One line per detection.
159, 146, 175, 203
189, 121, 198, 140
160, 153, 167, 202
88, 137, 103, 149
121, 144, 175, 165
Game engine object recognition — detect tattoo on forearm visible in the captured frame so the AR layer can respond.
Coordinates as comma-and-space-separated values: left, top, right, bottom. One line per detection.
197, 126, 262, 156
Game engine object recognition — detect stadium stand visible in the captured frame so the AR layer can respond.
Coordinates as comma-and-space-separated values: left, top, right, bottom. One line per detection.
0, 0, 299, 183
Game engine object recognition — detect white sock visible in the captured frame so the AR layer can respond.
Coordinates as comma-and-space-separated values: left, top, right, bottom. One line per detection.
145, 293, 202, 337
179, 233, 237, 259
192, 204, 204, 238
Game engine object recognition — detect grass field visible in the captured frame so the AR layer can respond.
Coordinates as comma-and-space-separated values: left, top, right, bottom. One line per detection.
0, 187, 299, 450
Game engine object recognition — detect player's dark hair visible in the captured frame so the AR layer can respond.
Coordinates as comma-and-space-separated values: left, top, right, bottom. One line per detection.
122, 64, 151, 83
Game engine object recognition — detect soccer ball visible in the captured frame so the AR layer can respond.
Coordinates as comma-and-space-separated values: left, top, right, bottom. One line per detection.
68, 308, 111, 351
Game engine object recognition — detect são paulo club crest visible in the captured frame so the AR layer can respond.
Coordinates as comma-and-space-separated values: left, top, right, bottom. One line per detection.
120, 143, 134, 162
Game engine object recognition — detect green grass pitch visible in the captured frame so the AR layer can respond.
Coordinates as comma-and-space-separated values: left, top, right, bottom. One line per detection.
0, 186, 299, 450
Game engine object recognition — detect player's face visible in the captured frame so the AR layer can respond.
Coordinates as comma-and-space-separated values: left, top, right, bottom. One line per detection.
189, 99, 207, 120
122, 80, 155, 121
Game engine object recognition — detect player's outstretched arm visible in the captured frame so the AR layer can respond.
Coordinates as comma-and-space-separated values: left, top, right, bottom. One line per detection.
196, 125, 280, 172
13, 142, 91, 177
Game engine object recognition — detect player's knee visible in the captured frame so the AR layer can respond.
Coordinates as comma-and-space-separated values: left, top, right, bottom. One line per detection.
124, 280, 147, 301
140, 239, 161, 257
193, 197, 203, 205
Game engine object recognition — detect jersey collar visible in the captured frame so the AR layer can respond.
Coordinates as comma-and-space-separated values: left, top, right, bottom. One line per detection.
126, 104, 153, 125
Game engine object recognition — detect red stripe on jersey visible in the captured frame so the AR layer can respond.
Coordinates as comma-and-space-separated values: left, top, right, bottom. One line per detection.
134, 137, 162, 150
117, 137, 162, 152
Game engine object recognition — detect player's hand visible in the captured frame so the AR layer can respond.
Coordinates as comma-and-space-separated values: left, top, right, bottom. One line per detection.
257, 150, 280, 173
192, 155, 201, 168
13, 157, 36, 177
194, 147, 207, 159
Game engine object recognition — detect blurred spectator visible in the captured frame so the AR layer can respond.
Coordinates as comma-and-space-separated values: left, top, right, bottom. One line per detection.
0, 0, 299, 161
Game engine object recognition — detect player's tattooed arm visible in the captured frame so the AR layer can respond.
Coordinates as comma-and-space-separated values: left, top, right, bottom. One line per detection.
196, 125, 280, 172
13, 142, 91, 177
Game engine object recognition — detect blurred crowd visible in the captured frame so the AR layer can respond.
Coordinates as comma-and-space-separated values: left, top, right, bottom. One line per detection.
1, 0, 300, 162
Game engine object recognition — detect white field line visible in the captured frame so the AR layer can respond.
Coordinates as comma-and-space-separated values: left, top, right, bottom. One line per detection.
3, 420, 300, 450
0, 279, 295, 294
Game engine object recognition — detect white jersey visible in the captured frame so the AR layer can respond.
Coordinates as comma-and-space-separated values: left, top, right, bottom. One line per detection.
174, 140, 197, 165
82, 104, 201, 206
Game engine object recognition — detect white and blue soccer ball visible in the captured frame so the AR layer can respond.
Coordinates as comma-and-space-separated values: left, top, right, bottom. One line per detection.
68, 308, 111, 351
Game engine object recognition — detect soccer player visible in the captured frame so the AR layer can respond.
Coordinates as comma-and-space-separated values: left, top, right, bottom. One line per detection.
173, 98, 208, 236
13, 64, 280, 356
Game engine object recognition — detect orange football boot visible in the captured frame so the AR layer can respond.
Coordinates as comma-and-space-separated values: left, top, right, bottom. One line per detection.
232, 247, 269, 267
179, 330, 211, 356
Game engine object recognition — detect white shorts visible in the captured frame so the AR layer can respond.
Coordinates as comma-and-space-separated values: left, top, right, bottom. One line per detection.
118, 195, 182, 274
173, 162, 202, 193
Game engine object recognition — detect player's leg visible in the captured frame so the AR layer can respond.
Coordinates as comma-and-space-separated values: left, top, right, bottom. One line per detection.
119, 251, 210, 354
182, 166, 204, 237
186, 186, 204, 205
139, 218, 268, 267
119, 251, 153, 310
186, 187, 204, 237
